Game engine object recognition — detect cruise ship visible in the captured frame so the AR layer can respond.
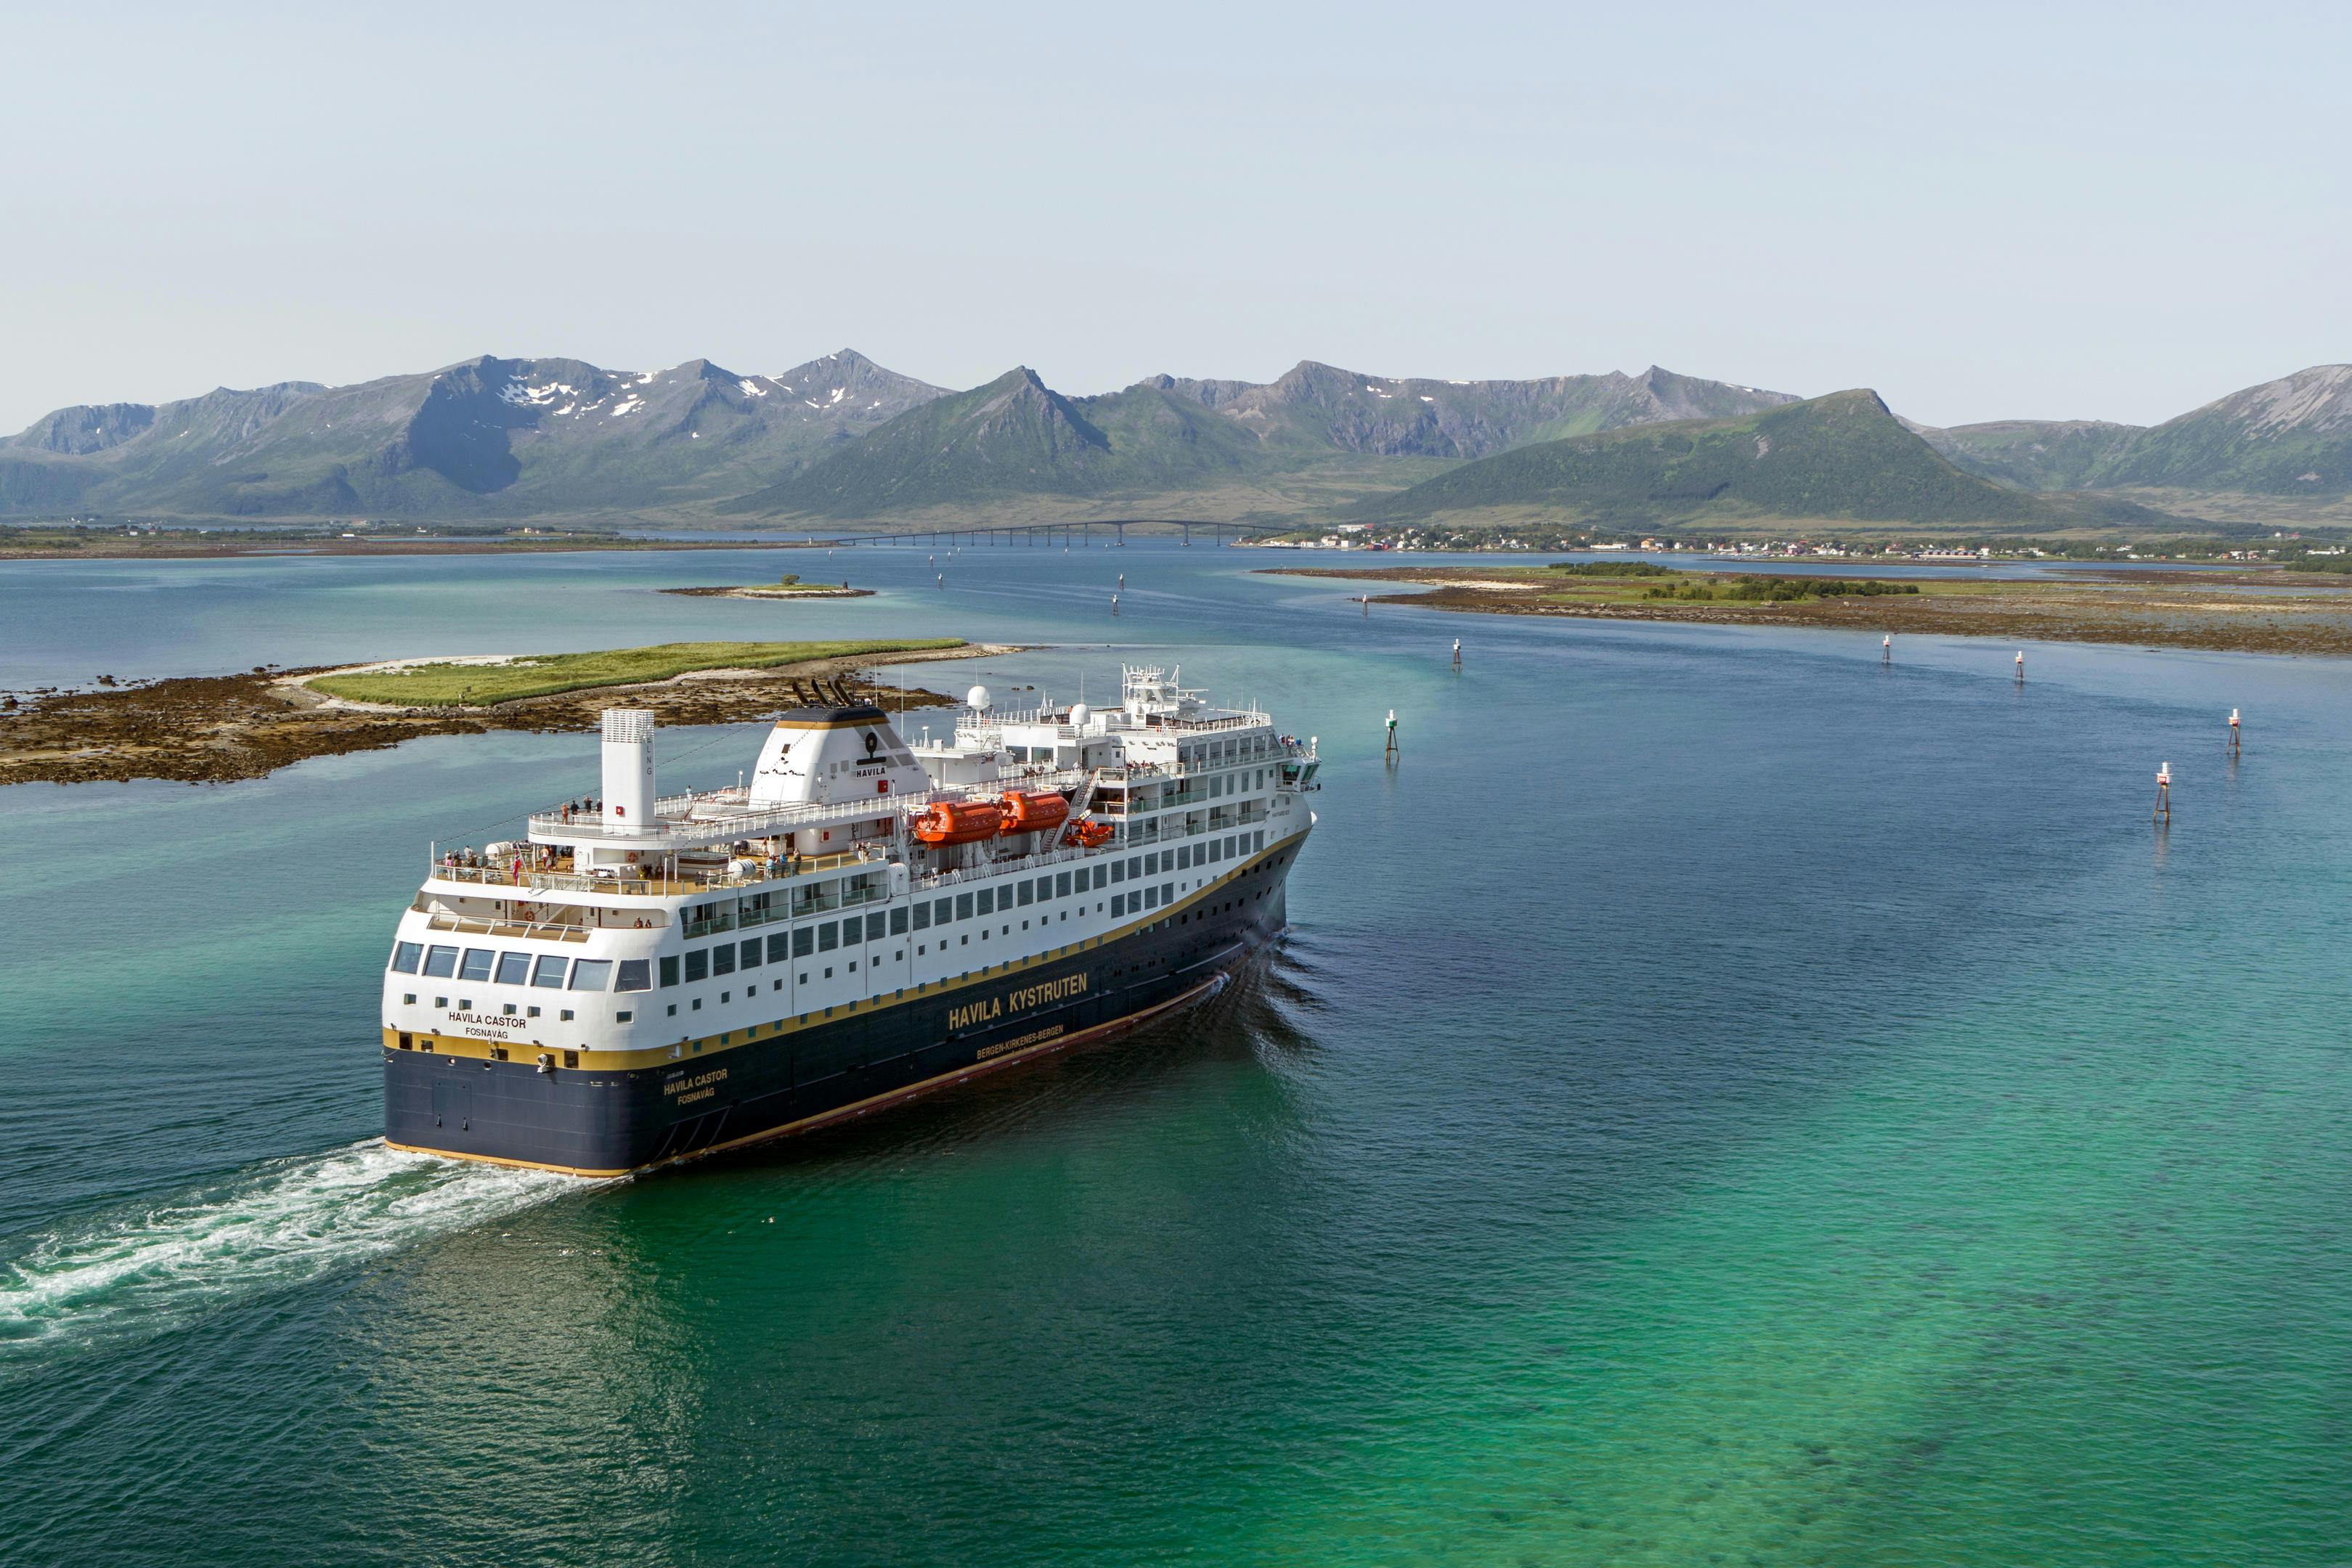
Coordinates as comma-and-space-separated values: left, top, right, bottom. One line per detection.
381, 666, 1318, 1175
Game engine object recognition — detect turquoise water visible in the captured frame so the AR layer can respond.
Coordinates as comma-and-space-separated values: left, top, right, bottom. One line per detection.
2, 543, 2348, 1565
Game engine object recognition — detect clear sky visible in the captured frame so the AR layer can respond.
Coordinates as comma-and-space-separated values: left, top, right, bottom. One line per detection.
4, 2, 2345, 433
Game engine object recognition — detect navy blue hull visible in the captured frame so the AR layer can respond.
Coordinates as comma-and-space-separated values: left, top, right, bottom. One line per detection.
386, 857, 1293, 1175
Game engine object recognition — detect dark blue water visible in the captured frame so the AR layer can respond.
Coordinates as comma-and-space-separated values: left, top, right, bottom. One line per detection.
2, 542, 2348, 1566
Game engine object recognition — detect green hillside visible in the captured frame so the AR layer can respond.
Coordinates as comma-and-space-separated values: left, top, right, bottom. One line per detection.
2094, 365, 2352, 494
727, 368, 1173, 515
1918, 419, 2148, 491
1346, 391, 2184, 530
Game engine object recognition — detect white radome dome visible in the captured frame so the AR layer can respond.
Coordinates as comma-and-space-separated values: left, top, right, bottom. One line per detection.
1068, 702, 1092, 728
967, 684, 991, 711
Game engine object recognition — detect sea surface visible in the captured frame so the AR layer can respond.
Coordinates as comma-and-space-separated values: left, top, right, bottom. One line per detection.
1, 540, 2348, 1567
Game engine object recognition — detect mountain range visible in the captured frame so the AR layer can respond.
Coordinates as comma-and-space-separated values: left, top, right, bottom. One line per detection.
0, 351, 944, 518
1345, 391, 2175, 531
7, 351, 2351, 531
720, 362, 1794, 518
1916, 365, 2352, 497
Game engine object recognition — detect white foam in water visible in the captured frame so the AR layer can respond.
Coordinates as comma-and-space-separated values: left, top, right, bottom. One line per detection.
0, 1142, 593, 1354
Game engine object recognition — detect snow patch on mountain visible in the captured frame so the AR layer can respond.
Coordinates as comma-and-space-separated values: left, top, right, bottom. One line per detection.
500, 380, 577, 407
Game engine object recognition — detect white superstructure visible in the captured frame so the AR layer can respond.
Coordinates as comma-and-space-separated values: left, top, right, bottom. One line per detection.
383, 666, 1319, 1069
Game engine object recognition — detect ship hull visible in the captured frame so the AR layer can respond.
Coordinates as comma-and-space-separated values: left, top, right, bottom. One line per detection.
385, 857, 1294, 1177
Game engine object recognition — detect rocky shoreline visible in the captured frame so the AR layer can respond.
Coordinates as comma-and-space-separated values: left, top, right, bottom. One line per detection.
0, 643, 1006, 788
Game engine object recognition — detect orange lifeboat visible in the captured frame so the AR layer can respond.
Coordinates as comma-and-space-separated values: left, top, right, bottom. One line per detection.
1062, 819, 1115, 849
996, 790, 1070, 836
911, 800, 1003, 845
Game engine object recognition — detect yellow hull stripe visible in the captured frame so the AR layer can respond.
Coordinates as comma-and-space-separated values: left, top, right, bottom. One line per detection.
389, 967, 1232, 1178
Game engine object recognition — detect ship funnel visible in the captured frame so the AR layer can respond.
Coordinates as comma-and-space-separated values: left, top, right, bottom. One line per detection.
601, 709, 656, 836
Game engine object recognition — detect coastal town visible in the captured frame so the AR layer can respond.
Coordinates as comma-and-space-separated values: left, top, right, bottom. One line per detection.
1244, 520, 2332, 565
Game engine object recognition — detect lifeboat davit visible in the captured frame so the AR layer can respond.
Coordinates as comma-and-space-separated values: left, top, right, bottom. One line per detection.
911, 800, 1003, 845
1062, 819, 1115, 849
996, 790, 1070, 836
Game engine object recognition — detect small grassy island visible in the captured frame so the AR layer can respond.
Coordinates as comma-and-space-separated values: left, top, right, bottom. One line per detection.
659, 572, 874, 602
1, 638, 993, 787
304, 638, 956, 707
1260, 561, 2352, 657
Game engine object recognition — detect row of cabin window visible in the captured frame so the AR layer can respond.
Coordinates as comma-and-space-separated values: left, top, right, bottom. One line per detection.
656, 863, 1094, 987
1113, 829, 1262, 881
389, 943, 651, 992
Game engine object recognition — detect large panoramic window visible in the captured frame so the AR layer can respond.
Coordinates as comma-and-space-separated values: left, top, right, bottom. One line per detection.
767, 932, 789, 963
712, 944, 736, 976
818, 923, 838, 952
423, 945, 459, 978
912, 903, 931, 931
793, 927, 813, 957
569, 960, 612, 991
496, 951, 529, 985
977, 888, 994, 916
740, 938, 761, 969
616, 959, 651, 993
659, 955, 680, 987
685, 949, 710, 981
459, 949, 495, 982
390, 942, 422, 973
532, 954, 568, 988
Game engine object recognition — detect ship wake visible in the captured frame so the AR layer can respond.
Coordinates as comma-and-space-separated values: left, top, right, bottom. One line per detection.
0, 1141, 590, 1360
